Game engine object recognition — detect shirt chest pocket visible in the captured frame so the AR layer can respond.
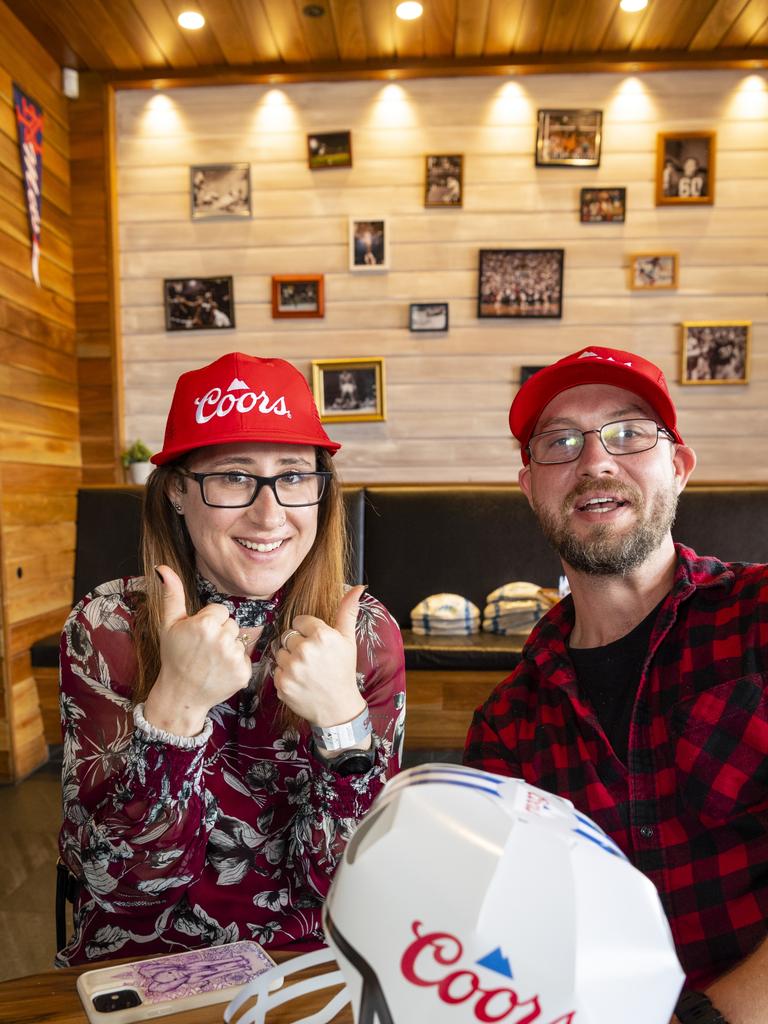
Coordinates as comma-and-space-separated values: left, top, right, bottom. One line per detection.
672, 674, 768, 825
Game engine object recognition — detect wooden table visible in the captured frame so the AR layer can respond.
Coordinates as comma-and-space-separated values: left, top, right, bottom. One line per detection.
0, 952, 352, 1024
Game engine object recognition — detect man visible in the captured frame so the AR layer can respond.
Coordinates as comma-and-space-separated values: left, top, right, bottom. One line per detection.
464, 347, 767, 1024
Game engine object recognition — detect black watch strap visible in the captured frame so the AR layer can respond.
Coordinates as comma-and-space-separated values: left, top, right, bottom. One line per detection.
675, 990, 728, 1024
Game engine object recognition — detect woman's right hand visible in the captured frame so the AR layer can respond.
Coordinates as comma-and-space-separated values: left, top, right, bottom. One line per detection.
142, 565, 253, 737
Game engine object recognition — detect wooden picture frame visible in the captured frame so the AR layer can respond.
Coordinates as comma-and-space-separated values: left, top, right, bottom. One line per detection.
271, 274, 324, 319
478, 249, 564, 319
535, 109, 602, 167
307, 131, 352, 169
163, 276, 235, 331
580, 187, 626, 223
409, 302, 449, 332
424, 155, 463, 207
190, 164, 251, 219
629, 253, 679, 291
680, 321, 750, 385
656, 132, 716, 205
349, 218, 388, 271
311, 358, 386, 423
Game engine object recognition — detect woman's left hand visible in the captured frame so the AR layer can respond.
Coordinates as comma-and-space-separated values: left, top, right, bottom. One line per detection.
274, 585, 366, 727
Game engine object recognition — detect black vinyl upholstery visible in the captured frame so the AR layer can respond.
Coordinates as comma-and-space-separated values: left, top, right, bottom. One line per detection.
363, 486, 562, 628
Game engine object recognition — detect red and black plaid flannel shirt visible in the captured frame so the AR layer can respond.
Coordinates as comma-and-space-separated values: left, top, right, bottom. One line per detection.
464, 544, 768, 987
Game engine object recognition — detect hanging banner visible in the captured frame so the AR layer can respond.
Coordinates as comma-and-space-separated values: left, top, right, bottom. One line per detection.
12, 84, 44, 287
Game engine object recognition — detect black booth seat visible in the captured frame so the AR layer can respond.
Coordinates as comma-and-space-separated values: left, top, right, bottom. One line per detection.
402, 630, 523, 672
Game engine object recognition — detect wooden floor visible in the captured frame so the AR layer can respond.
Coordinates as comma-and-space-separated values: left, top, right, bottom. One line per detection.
0, 748, 62, 981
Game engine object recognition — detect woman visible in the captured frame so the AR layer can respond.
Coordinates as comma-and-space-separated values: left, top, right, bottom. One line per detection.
57, 352, 405, 966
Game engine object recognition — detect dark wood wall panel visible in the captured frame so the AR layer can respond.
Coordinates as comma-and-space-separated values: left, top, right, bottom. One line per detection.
0, 0, 78, 780
71, 72, 120, 484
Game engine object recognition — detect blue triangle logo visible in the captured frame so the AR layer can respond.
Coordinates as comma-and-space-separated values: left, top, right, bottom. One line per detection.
476, 947, 513, 979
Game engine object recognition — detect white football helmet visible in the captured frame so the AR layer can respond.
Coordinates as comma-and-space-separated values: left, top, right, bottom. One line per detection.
226, 764, 684, 1024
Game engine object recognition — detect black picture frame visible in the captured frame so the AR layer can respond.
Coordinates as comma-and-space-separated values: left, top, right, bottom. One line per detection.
409, 302, 449, 332
307, 131, 353, 169
579, 187, 626, 223
163, 276, 235, 331
478, 249, 564, 319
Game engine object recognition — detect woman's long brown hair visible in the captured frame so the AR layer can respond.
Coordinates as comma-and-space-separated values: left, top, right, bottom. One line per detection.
132, 447, 348, 706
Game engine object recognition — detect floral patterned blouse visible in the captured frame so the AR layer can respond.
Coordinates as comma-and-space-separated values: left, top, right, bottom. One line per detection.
57, 577, 405, 967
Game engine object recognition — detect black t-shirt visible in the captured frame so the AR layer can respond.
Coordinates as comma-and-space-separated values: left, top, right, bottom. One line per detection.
568, 601, 662, 763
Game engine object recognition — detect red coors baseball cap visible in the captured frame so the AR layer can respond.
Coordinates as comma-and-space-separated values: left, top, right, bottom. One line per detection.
152, 352, 340, 465
510, 346, 683, 464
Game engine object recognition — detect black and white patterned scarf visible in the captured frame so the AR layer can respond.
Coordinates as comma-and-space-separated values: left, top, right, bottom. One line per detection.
195, 573, 280, 628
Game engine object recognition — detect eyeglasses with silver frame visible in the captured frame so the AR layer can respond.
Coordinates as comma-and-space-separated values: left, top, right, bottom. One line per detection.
527, 418, 675, 465
177, 468, 332, 508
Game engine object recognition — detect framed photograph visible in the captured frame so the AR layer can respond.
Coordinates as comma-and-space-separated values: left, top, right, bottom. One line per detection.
311, 358, 386, 423
349, 218, 388, 271
580, 187, 626, 223
307, 131, 352, 170
681, 322, 750, 385
163, 276, 235, 331
520, 365, 547, 384
535, 109, 602, 167
190, 164, 250, 219
629, 253, 679, 291
656, 132, 716, 205
409, 302, 449, 332
424, 155, 463, 207
271, 274, 324, 319
478, 249, 564, 319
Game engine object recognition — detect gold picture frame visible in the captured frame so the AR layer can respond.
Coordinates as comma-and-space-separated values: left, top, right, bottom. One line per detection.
311, 357, 386, 423
680, 321, 750, 385
628, 253, 679, 291
656, 131, 716, 205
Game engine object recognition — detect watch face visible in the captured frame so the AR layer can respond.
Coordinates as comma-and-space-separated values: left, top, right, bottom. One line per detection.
329, 751, 375, 776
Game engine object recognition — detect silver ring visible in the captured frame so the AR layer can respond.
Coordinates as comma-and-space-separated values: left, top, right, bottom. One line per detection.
281, 628, 301, 649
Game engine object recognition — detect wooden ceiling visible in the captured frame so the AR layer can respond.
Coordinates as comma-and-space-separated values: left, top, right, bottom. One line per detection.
6, 0, 768, 81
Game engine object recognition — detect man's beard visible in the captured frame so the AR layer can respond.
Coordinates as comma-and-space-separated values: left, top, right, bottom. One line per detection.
532, 479, 679, 576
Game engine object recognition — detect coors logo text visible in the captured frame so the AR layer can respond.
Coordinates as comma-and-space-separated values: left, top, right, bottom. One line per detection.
195, 386, 290, 424
400, 922, 575, 1024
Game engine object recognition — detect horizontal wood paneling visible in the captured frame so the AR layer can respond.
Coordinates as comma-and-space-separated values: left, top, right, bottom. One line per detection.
117, 69, 767, 483
0, 0, 79, 780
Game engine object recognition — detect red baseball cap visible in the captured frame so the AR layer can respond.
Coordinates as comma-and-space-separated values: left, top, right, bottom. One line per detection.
510, 346, 683, 464
152, 352, 340, 465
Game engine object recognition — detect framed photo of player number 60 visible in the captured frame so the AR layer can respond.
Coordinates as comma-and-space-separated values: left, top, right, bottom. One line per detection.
656, 132, 716, 206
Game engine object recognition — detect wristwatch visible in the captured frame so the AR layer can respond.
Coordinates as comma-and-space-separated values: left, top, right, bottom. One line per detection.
311, 705, 372, 752
675, 990, 728, 1024
322, 746, 376, 776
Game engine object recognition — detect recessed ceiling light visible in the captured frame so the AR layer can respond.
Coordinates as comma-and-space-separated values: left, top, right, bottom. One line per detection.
619, 0, 648, 11
178, 10, 205, 30
396, 2, 424, 20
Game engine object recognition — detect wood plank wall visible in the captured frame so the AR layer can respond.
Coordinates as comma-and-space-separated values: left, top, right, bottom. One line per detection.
116, 71, 768, 483
71, 73, 121, 485
0, 0, 78, 780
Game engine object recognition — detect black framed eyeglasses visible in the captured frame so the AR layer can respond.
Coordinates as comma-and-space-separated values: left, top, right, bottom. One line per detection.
177, 468, 331, 508
527, 418, 675, 465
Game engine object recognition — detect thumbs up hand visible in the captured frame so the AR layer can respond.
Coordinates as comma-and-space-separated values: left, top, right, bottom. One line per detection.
142, 565, 254, 737
273, 586, 367, 730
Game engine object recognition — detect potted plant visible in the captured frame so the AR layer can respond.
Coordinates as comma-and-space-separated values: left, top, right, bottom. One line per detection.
121, 439, 154, 484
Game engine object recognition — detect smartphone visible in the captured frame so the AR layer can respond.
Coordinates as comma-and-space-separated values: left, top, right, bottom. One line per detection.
76, 940, 280, 1024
